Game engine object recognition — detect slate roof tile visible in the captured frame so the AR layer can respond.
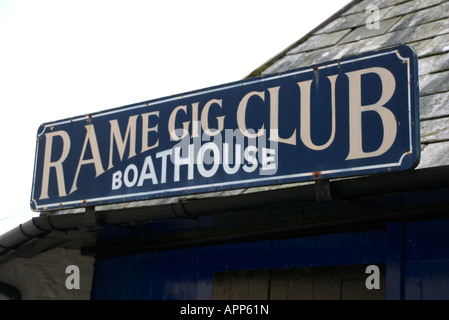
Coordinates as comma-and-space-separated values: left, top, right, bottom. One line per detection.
339, 16, 402, 44
316, 6, 394, 34
287, 29, 352, 54
409, 19, 449, 42
342, 0, 408, 16
383, 0, 447, 19
417, 141, 449, 169
388, 1, 449, 31
421, 117, 449, 144
419, 52, 449, 76
419, 70, 449, 96
416, 33, 449, 56
420, 91, 449, 120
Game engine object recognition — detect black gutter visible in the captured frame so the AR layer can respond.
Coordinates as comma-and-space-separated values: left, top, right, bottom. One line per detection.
1, 165, 449, 260
98, 165, 449, 225
0, 210, 96, 261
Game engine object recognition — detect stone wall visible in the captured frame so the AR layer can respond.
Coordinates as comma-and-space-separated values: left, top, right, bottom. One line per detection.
0, 247, 94, 300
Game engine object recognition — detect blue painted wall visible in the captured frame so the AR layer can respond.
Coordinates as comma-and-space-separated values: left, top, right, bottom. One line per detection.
91, 231, 386, 300
402, 219, 449, 299
91, 218, 449, 299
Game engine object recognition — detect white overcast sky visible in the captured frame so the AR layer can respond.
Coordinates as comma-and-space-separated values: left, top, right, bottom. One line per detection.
0, 0, 352, 235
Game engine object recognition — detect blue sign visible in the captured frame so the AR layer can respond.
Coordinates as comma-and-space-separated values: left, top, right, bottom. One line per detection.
31, 45, 420, 211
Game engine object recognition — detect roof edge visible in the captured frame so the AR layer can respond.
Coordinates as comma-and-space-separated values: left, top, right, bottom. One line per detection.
245, 0, 363, 79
